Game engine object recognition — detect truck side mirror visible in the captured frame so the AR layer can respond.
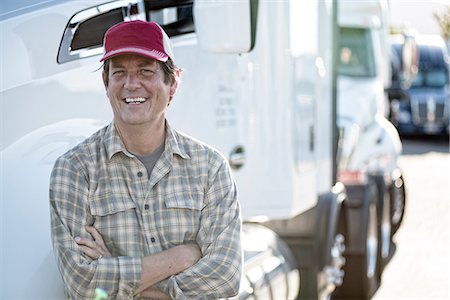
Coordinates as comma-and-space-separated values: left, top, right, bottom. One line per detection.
193, 0, 257, 53
400, 35, 418, 88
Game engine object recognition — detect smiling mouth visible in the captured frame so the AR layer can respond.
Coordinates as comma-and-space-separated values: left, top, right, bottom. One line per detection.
124, 97, 147, 104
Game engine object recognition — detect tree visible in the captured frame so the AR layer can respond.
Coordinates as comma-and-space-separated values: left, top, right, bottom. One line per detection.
434, 5, 450, 41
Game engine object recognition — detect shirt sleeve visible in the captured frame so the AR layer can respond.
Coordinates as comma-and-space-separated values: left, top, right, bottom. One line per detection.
163, 154, 243, 299
49, 155, 142, 299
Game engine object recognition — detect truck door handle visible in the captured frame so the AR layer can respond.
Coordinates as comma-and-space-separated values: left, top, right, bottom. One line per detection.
229, 146, 246, 170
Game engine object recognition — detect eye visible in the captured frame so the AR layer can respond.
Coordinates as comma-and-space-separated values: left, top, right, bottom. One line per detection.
112, 70, 124, 76
141, 69, 155, 76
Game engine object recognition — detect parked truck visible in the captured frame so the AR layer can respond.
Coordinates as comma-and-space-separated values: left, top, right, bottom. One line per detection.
333, 0, 409, 298
1, 0, 411, 299
389, 33, 450, 136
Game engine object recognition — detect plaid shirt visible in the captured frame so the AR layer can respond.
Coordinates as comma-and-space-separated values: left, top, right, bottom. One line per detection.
50, 122, 242, 299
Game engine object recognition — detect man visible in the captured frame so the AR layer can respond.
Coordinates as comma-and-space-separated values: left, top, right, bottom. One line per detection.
50, 20, 242, 299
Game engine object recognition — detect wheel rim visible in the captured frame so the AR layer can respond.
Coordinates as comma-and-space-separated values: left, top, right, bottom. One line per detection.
323, 233, 346, 299
330, 233, 346, 284
367, 202, 378, 278
381, 193, 391, 259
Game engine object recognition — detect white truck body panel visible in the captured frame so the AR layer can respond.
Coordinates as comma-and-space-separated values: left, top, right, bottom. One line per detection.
169, 0, 334, 219
194, 0, 252, 53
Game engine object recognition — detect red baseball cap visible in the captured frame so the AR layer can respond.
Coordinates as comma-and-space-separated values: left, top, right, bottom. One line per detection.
100, 20, 174, 62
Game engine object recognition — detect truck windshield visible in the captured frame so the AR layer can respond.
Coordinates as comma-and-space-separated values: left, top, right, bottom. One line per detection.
337, 27, 376, 78
412, 69, 449, 88
412, 45, 449, 88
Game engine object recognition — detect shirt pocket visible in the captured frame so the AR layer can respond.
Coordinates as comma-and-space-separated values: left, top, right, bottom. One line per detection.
89, 194, 142, 256
158, 193, 203, 246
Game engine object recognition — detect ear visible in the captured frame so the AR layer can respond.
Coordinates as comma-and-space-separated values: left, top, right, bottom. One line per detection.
169, 69, 181, 97
102, 70, 109, 89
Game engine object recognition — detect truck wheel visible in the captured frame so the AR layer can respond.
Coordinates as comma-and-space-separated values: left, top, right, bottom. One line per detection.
333, 184, 381, 299
321, 211, 346, 300
391, 173, 406, 234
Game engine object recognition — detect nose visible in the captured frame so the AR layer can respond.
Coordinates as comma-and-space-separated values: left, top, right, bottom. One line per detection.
124, 73, 141, 91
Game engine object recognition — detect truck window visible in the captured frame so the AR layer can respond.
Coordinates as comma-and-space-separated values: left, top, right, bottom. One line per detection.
411, 72, 424, 87
144, 0, 194, 37
58, 1, 145, 64
412, 45, 449, 88
70, 9, 123, 51
426, 70, 448, 87
57, 0, 193, 64
338, 27, 376, 78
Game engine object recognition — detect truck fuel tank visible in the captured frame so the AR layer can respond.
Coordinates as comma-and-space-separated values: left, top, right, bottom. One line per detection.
239, 223, 300, 299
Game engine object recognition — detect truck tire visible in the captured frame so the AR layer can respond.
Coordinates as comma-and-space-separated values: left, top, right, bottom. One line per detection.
333, 183, 381, 299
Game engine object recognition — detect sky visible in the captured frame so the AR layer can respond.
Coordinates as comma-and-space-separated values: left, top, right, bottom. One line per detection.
389, 0, 449, 36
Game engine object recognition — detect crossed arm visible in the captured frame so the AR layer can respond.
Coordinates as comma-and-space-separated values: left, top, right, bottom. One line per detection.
76, 226, 201, 299
50, 153, 242, 299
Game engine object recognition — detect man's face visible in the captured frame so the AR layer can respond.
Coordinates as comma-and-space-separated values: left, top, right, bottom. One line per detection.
104, 54, 177, 129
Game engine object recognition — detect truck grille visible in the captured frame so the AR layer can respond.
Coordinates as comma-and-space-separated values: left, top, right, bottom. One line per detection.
411, 95, 448, 125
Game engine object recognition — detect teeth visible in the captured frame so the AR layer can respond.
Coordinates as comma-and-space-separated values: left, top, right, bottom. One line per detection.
125, 97, 146, 103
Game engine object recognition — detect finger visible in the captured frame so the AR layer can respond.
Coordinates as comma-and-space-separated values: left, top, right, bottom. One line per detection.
85, 226, 113, 257
85, 226, 111, 256
75, 236, 97, 249
85, 226, 101, 242
78, 245, 101, 260
86, 226, 108, 248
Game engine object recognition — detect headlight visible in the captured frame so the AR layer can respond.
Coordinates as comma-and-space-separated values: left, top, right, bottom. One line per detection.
397, 110, 411, 123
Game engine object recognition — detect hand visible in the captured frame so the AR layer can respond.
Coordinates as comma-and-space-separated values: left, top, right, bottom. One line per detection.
75, 226, 111, 260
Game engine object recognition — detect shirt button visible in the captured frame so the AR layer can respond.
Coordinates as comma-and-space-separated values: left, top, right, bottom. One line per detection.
137, 171, 143, 177
144, 204, 149, 210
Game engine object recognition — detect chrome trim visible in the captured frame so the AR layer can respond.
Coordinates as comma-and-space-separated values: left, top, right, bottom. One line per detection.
229, 146, 246, 170
322, 233, 345, 300
367, 201, 378, 278
381, 193, 391, 259
411, 95, 447, 126
426, 95, 436, 122
241, 223, 300, 299
58, 0, 146, 64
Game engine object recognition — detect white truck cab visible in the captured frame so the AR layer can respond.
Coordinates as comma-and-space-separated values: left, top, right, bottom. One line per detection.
1, 0, 404, 299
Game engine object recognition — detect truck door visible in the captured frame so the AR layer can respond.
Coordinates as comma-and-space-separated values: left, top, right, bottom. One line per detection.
154, 2, 243, 164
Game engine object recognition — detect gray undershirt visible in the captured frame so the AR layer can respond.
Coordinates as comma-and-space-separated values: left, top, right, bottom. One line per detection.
134, 142, 165, 177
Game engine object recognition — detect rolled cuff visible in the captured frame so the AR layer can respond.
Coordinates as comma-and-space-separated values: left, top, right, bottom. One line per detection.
116, 256, 142, 297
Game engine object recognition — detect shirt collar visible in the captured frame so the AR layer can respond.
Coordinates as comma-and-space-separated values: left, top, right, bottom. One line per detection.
104, 121, 190, 160
165, 122, 190, 160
